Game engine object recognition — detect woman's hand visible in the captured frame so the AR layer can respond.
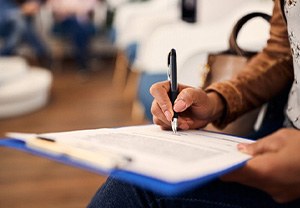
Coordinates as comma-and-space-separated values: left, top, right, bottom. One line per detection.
222, 128, 300, 203
150, 81, 224, 130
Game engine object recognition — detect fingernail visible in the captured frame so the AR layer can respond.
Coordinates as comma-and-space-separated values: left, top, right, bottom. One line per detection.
164, 111, 172, 121
237, 143, 248, 153
174, 99, 187, 112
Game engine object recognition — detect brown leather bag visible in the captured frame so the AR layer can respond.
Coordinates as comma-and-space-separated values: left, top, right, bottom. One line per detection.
204, 12, 271, 137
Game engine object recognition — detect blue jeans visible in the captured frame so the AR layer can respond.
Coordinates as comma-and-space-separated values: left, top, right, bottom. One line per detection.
52, 16, 95, 70
0, 12, 49, 56
23, 17, 50, 59
0, 10, 25, 55
88, 177, 300, 208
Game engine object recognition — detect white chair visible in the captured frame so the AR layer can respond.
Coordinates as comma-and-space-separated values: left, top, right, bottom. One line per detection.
0, 57, 52, 119
111, 0, 181, 91
106, 0, 130, 10
113, 0, 250, 49
0, 57, 28, 85
113, 0, 180, 49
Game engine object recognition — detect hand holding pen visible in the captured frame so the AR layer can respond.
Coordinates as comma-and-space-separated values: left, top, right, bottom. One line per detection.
150, 49, 226, 131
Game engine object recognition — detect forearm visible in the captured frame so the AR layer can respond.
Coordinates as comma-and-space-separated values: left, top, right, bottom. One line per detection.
205, 0, 293, 127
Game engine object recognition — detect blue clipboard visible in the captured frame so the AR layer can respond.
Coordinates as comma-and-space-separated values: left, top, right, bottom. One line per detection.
0, 138, 246, 196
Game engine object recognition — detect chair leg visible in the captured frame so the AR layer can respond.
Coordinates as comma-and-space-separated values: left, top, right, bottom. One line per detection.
121, 69, 147, 123
112, 50, 130, 91
131, 99, 146, 123
123, 69, 140, 102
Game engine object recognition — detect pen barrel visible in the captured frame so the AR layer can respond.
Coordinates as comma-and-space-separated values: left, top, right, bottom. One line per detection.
169, 90, 179, 119
173, 111, 178, 119
169, 90, 178, 105
168, 48, 178, 121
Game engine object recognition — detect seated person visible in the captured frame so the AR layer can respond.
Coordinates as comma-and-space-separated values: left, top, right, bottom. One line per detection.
0, 0, 50, 66
47, 0, 97, 72
88, 0, 300, 207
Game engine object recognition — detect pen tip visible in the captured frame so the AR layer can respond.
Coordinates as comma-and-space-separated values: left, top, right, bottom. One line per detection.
171, 118, 178, 134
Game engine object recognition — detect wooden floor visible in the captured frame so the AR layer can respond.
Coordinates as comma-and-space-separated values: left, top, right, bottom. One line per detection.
0, 58, 146, 208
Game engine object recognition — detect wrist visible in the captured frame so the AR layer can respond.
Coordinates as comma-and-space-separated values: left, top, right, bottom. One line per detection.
207, 92, 225, 122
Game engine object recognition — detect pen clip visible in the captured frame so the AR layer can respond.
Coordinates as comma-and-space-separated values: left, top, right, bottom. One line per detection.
167, 51, 172, 82
168, 49, 177, 92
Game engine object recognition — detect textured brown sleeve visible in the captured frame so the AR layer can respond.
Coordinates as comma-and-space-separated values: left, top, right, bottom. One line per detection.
205, 0, 294, 128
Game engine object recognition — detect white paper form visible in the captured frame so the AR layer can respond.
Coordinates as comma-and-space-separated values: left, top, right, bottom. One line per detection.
38, 125, 253, 183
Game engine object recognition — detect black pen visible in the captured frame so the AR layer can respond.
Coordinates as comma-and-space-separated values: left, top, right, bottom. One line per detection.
168, 48, 178, 133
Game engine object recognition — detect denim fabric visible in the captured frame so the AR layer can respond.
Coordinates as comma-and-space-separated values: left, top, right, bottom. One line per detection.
247, 85, 291, 140
52, 16, 96, 70
0, 10, 25, 55
125, 42, 138, 64
0, 5, 49, 59
88, 177, 300, 208
22, 17, 49, 58
0, 0, 17, 13
108, 27, 116, 43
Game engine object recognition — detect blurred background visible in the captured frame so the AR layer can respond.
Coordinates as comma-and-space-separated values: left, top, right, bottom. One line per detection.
0, 0, 272, 207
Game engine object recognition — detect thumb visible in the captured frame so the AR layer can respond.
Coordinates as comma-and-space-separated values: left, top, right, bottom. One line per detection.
174, 87, 207, 112
237, 133, 283, 156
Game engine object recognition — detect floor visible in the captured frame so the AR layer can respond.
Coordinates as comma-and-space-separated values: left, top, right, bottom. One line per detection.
0, 57, 147, 208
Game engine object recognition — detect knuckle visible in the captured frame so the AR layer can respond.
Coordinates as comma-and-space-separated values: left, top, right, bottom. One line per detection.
276, 128, 289, 138
178, 88, 193, 103
149, 83, 158, 95
272, 129, 289, 145
183, 88, 204, 105
160, 103, 169, 112
149, 81, 168, 96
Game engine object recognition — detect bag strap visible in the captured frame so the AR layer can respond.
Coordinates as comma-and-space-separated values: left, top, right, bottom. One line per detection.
229, 12, 271, 57
280, 0, 287, 23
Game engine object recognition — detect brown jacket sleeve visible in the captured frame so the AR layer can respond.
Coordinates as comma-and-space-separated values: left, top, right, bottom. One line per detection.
206, 0, 294, 128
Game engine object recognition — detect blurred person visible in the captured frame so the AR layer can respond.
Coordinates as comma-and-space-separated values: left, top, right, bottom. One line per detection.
0, 0, 51, 66
47, 0, 97, 73
88, 0, 300, 207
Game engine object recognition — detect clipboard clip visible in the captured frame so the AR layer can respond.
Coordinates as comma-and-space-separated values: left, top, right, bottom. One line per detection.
26, 137, 132, 170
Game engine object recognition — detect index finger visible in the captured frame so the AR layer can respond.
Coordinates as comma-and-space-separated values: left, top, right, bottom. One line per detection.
150, 81, 173, 121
